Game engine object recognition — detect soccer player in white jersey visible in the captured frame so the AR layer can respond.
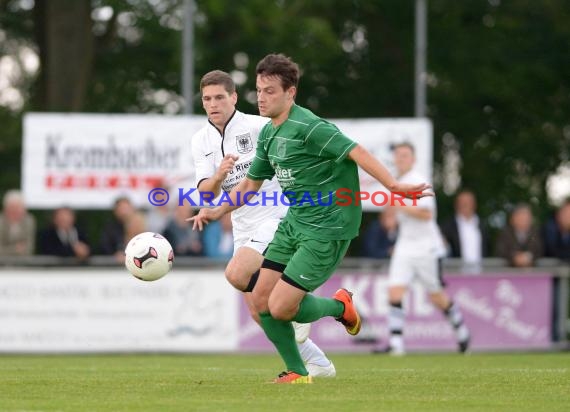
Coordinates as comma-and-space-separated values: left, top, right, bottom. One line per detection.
191, 70, 335, 377
386, 142, 470, 355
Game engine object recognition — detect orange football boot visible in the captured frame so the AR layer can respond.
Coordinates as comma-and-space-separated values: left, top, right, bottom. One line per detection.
333, 288, 361, 335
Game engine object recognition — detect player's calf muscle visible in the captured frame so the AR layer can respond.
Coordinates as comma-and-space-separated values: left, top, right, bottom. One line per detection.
251, 277, 280, 313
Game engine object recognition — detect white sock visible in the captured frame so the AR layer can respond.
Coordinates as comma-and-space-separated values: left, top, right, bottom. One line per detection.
445, 302, 470, 342
389, 335, 404, 352
456, 324, 470, 342
388, 303, 405, 352
298, 338, 331, 367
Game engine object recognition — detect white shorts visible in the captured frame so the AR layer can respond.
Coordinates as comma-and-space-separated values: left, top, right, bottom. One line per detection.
388, 254, 444, 292
232, 218, 281, 255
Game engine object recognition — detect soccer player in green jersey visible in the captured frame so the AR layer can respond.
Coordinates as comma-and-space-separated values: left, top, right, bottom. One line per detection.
191, 53, 432, 383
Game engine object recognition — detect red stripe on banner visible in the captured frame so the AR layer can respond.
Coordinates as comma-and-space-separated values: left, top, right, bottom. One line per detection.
43, 174, 164, 190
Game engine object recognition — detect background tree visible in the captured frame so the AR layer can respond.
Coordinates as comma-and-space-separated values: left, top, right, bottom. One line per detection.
34, 0, 93, 111
429, 0, 570, 222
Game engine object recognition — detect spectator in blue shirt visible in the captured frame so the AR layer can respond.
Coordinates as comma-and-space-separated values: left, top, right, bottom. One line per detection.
203, 212, 234, 260
362, 207, 398, 259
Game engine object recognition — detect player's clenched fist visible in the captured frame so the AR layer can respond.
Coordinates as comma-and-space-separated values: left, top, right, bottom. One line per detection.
214, 154, 239, 181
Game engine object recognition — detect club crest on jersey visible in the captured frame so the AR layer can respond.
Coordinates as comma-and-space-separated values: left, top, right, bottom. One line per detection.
236, 133, 253, 154
276, 139, 287, 157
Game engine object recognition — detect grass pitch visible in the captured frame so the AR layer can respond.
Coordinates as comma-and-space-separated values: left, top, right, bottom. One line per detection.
1, 353, 569, 412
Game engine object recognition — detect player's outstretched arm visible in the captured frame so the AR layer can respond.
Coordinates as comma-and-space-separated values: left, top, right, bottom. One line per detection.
188, 177, 264, 231
348, 144, 433, 198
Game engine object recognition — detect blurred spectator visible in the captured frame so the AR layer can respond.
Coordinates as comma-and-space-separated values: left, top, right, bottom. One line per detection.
100, 197, 136, 262
0, 190, 36, 256
203, 212, 234, 259
542, 199, 570, 262
361, 207, 398, 258
495, 203, 543, 267
39, 207, 90, 260
440, 190, 490, 264
162, 204, 203, 256
146, 204, 171, 234
124, 210, 147, 245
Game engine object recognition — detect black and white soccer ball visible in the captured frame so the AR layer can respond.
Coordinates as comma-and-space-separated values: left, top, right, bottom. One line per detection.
125, 232, 174, 281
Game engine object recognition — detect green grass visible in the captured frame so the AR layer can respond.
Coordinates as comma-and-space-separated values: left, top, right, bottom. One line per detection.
0, 353, 569, 412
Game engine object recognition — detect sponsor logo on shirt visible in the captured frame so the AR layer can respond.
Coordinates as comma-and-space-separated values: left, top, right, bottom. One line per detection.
275, 166, 295, 188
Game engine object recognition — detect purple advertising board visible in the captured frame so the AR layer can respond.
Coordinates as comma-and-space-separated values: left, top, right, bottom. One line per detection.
238, 273, 553, 352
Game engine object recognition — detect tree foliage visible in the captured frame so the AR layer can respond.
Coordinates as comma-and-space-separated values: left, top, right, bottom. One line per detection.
429, 0, 570, 220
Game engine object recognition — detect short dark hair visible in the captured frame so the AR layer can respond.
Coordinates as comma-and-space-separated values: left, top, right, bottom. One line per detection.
511, 202, 532, 215
200, 70, 235, 94
113, 196, 132, 209
455, 189, 476, 200
392, 142, 415, 154
52, 206, 74, 221
255, 54, 300, 91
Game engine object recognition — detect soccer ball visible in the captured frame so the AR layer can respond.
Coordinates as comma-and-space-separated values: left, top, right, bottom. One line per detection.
124, 232, 174, 281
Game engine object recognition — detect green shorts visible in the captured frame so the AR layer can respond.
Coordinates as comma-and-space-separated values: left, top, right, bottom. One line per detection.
264, 220, 351, 292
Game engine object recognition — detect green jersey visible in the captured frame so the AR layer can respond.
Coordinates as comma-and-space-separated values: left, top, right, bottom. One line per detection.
247, 104, 361, 240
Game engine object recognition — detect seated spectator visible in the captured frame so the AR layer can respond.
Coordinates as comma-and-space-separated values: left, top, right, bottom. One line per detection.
162, 204, 203, 256
440, 190, 490, 264
39, 207, 90, 260
0, 190, 36, 256
100, 196, 136, 262
495, 203, 543, 267
542, 199, 570, 262
361, 207, 398, 258
203, 213, 234, 259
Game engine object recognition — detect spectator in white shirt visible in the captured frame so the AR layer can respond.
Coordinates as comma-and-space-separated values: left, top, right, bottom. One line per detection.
0, 190, 36, 256
440, 190, 490, 266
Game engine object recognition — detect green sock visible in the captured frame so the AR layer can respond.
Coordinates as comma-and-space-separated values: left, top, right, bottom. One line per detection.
293, 294, 344, 323
259, 312, 308, 376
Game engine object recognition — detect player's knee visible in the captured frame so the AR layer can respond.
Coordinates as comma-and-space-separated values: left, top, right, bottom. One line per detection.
268, 300, 296, 321
388, 287, 406, 304
269, 307, 295, 321
429, 291, 449, 309
225, 267, 247, 290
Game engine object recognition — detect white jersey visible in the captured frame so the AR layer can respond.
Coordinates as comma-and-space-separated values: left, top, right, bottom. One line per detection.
392, 169, 446, 258
191, 110, 287, 232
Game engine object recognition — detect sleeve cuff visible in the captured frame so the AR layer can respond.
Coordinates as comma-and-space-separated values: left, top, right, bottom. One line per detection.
335, 141, 358, 163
